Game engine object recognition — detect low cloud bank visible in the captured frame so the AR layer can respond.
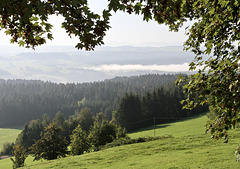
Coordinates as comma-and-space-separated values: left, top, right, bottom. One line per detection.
83, 63, 190, 73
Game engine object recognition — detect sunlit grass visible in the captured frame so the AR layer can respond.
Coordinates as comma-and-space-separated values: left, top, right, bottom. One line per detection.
0, 128, 21, 152
17, 129, 240, 169
128, 114, 208, 138
1, 114, 240, 168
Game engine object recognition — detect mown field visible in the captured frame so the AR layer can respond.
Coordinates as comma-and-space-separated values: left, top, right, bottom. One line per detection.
0, 128, 21, 152
1, 114, 240, 168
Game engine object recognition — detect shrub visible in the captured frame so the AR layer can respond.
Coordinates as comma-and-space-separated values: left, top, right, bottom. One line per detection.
102, 135, 174, 150
116, 126, 127, 139
0, 142, 14, 156
88, 121, 117, 150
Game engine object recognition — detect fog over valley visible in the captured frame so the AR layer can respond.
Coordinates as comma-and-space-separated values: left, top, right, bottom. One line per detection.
0, 45, 194, 83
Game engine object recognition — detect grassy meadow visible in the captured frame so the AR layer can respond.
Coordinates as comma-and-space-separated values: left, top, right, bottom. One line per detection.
128, 114, 208, 138
0, 128, 21, 152
1, 114, 240, 168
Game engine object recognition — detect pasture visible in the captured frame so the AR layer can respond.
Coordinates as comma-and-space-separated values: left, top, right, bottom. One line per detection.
0, 128, 21, 152
1, 115, 240, 168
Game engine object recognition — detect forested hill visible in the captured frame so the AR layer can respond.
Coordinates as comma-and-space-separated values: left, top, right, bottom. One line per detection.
0, 74, 181, 127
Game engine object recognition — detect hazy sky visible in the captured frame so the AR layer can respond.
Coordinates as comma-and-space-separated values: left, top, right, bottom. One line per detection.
0, 0, 189, 48
0, 1, 194, 82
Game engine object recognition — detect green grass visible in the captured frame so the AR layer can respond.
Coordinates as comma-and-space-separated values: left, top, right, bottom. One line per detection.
0, 128, 21, 152
1, 114, 240, 168
128, 114, 208, 138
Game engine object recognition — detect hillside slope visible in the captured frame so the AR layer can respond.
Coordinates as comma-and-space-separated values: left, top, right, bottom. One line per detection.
129, 115, 208, 138
1, 115, 240, 168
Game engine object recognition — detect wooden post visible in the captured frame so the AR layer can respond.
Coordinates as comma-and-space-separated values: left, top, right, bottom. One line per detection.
154, 116, 155, 136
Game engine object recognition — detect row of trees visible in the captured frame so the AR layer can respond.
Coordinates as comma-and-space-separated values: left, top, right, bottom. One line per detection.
0, 74, 178, 127
16, 109, 125, 149
114, 87, 208, 131
5, 109, 126, 168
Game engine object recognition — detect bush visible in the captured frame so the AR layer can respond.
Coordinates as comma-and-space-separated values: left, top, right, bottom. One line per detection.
88, 121, 117, 150
0, 142, 14, 156
102, 135, 174, 150
116, 126, 127, 139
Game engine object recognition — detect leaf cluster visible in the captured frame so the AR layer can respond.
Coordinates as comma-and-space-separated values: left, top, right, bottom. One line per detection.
0, 0, 111, 50
112, 0, 240, 140
88, 120, 119, 150
10, 145, 28, 169
69, 124, 89, 155
30, 122, 68, 161
0, 142, 14, 156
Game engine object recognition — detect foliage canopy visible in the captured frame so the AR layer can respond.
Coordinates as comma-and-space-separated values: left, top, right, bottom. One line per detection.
88, 120, 118, 149
30, 122, 68, 161
10, 145, 28, 169
113, 0, 240, 140
70, 125, 90, 155
0, 0, 111, 50
0, 142, 14, 156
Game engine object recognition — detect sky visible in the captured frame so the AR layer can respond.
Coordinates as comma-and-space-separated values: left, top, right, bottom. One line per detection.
0, 0, 189, 48
0, 1, 193, 83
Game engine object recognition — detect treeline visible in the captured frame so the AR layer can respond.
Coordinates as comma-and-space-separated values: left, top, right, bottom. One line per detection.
0, 73, 209, 167
114, 86, 208, 131
1, 106, 172, 168
1, 109, 127, 167
0, 74, 178, 127
14, 109, 124, 152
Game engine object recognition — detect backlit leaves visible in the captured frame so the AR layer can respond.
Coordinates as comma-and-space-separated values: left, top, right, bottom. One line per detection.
0, 0, 111, 50
129, 0, 240, 141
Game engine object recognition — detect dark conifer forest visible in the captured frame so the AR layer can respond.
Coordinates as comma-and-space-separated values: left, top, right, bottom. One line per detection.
115, 87, 207, 131
0, 74, 207, 128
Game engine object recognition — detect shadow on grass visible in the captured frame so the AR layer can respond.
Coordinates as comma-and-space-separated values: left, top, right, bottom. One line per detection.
129, 124, 170, 134
129, 112, 208, 134
0, 125, 23, 130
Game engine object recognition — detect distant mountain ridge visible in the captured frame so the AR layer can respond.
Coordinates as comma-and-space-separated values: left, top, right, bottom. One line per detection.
0, 45, 193, 83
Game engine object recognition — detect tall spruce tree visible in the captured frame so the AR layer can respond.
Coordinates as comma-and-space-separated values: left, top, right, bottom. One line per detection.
116, 93, 142, 131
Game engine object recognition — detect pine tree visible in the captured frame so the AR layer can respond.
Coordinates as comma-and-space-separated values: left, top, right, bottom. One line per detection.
116, 93, 142, 131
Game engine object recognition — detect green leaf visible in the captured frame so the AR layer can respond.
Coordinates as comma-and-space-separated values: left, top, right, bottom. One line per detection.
19, 40, 25, 47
